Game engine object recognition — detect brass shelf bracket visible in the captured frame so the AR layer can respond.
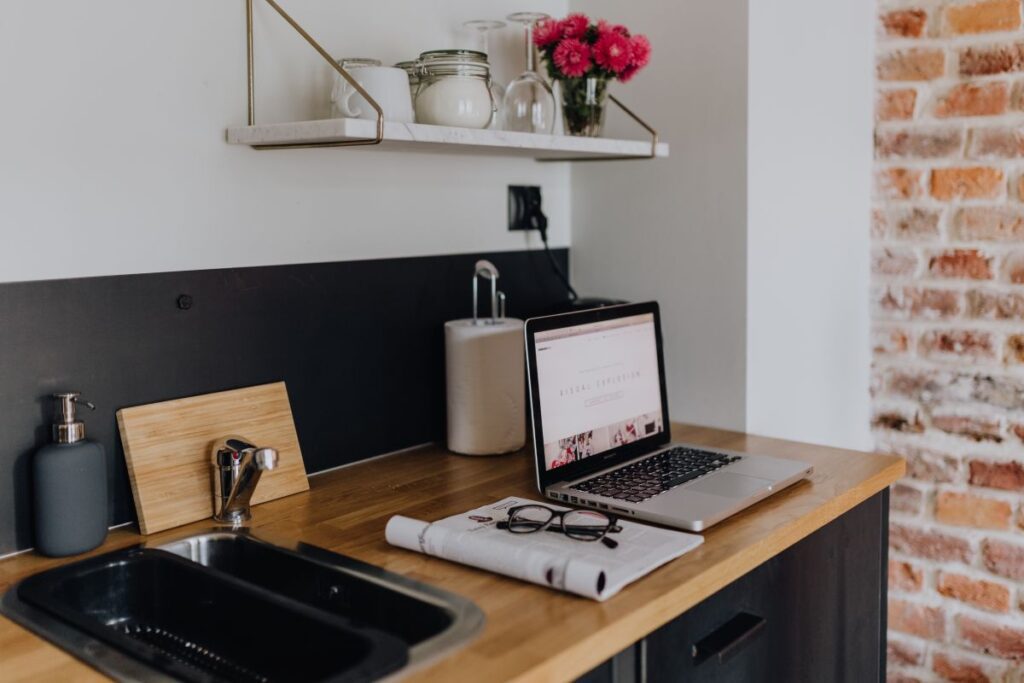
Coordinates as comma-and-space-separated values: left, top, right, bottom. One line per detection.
244, 0, 383, 150
539, 95, 660, 162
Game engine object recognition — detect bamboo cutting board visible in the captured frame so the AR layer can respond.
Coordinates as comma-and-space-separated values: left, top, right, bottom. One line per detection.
117, 382, 309, 534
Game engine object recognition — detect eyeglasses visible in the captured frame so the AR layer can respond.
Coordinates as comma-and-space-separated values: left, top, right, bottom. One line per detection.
497, 504, 622, 548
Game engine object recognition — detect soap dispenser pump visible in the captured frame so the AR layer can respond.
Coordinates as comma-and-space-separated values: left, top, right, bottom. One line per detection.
32, 392, 108, 556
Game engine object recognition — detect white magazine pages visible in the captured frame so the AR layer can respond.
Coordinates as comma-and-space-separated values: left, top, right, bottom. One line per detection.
385, 496, 702, 601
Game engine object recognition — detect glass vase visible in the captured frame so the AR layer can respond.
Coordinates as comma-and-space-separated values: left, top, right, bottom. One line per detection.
560, 76, 608, 137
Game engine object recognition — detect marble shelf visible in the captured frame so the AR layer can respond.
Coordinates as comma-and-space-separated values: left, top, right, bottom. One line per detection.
226, 117, 669, 160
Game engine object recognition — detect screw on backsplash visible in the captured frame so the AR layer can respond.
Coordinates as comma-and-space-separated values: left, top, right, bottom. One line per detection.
176, 294, 194, 311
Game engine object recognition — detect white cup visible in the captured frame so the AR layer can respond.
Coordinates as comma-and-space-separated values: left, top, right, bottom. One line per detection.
331, 65, 414, 123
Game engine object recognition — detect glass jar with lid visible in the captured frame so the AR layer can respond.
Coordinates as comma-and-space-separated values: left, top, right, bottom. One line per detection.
414, 50, 494, 129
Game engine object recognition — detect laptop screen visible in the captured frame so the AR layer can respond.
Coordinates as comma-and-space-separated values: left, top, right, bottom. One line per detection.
533, 312, 665, 472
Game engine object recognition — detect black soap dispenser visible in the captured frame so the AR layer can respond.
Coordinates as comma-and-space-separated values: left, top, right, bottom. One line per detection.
33, 392, 108, 556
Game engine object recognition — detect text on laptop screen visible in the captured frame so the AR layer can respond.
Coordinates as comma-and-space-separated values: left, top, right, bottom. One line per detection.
534, 313, 664, 471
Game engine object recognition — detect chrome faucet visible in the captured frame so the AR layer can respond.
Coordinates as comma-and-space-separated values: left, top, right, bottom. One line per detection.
211, 436, 279, 525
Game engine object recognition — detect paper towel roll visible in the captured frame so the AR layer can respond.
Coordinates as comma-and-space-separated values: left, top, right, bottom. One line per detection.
445, 318, 526, 455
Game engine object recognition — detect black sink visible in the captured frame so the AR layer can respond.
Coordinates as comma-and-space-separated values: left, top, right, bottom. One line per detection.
158, 534, 453, 647
16, 547, 408, 683
2, 530, 484, 682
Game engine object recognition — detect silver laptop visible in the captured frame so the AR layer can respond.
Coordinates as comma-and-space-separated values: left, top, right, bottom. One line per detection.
524, 301, 812, 532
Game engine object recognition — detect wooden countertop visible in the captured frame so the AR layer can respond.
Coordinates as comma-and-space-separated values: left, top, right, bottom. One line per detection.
0, 424, 904, 683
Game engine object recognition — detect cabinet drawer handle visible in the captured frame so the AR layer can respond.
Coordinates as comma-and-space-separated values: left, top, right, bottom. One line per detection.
691, 612, 766, 665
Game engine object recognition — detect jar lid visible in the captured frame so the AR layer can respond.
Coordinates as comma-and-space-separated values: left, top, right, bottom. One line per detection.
418, 50, 490, 78
334, 57, 382, 68
419, 49, 488, 61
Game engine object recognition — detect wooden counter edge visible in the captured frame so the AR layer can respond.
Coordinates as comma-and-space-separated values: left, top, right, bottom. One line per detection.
0, 431, 906, 683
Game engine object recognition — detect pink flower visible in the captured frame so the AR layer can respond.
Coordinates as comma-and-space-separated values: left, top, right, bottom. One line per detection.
533, 18, 561, 48
597, 19, 629, 37
618, 64, 639, 83
559, 13, 590, 40
593, 31, 632, 74
630, 34, 652, 69
553, 38, 592, 78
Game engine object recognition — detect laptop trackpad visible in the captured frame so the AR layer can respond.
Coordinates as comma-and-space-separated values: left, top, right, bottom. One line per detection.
688, 472, 772, 498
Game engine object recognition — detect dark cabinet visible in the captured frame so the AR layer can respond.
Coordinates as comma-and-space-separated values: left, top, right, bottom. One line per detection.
578, 490, 889, 683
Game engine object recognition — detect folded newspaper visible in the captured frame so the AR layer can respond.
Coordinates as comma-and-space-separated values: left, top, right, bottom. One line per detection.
385, 496, 703, 601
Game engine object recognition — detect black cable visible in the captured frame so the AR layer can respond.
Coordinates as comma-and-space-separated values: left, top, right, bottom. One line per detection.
531, 213, 578, 301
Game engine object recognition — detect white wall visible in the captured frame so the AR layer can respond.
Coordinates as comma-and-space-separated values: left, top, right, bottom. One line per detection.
0, 0, 568, 284
569, 0, 749, 432
746, 0, 874, 449
2, 1, 876, 449
570, 1, 874, 449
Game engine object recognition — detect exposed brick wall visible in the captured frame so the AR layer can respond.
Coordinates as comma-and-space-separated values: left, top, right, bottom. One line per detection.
875, 2, 1024, 681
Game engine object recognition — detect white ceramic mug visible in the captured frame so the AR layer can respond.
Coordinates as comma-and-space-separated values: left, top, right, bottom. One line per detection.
331, 65, 414, 123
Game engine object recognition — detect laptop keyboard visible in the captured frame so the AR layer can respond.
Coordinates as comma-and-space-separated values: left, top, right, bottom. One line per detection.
570, 447, 742, 504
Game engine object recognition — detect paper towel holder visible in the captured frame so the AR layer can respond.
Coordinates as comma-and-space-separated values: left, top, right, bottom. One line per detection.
472, 260, 507, 325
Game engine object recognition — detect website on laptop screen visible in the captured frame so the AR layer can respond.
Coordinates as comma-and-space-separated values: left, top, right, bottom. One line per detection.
534, 313, 664, 472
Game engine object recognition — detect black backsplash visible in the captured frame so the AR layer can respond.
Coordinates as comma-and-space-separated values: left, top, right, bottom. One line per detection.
0, 249, 569, 554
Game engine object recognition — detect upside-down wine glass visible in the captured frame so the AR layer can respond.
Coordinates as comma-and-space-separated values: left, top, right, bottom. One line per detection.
462, 19, 507, 128
502, 12, 556, 134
